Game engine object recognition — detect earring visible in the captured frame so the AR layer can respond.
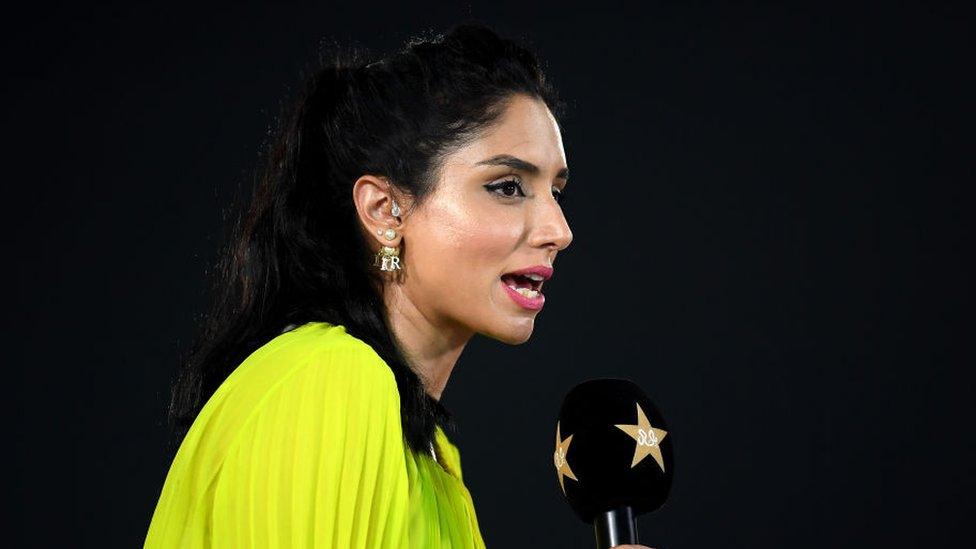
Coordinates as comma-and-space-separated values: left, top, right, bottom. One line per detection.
374, 245, 402, 271
391, 200, 401, 217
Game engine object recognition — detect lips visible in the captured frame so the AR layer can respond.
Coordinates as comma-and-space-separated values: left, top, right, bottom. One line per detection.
500, 265, 552, 311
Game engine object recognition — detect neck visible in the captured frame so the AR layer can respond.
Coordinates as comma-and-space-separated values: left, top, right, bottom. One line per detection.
383, 284, 473, 401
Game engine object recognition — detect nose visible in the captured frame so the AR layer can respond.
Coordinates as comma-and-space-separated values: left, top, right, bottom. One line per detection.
529, 193, 573, 255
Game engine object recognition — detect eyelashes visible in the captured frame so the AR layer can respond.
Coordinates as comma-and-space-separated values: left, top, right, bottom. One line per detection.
485, 178, 526, 199
553, 187, 565, 204
484, 177, 567, 205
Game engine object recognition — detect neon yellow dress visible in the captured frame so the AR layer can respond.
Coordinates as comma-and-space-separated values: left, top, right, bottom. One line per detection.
145, 321, 486, 548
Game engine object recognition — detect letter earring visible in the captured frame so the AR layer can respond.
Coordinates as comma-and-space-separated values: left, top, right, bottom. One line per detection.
374, 244, 402, 272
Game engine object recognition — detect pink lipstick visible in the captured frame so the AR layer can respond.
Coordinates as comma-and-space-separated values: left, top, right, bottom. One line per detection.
500, 265, 553, 311
501, 279, 546, 310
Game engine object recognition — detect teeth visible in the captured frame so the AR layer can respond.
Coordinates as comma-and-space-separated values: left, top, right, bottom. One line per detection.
524, 273, 544, 281
508, 285, 540, 299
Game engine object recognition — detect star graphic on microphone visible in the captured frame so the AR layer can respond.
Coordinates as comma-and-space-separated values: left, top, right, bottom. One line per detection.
553, 421, 578, 496
614, 402, 668, 472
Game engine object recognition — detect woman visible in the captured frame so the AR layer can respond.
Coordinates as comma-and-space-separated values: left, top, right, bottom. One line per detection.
145, 23, 650, 549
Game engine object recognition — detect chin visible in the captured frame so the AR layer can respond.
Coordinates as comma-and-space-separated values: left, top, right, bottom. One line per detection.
485, 316, 536, 345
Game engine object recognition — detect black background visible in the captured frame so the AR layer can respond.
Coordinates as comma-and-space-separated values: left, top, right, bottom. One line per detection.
3, 2, 972, 547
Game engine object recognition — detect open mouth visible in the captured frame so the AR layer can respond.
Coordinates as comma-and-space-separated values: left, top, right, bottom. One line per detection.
501, 272, 544, 298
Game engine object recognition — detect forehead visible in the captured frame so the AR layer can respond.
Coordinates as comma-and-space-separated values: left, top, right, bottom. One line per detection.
446, 94, 566, 173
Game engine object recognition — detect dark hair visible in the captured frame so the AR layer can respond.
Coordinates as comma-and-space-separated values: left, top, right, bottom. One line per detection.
167, 23, 566, 457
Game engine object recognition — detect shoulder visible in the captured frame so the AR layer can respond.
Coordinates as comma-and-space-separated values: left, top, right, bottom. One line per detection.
153, 321, 406, 538
226, 321, 395, 399
193, 322, 399, 450
250, 321, 398, 407
274, 322, 398, 401
201, 325, 412, 547
221, 322, 405, 468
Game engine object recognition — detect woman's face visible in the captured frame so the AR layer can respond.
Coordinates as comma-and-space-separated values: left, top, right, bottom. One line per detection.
400, 94, 573, 344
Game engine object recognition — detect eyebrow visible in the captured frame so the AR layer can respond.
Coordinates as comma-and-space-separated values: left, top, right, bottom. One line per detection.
474, 154, 569, 181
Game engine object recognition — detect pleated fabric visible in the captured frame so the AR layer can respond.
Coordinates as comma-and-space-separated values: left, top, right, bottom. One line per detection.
145, 322, 486, 548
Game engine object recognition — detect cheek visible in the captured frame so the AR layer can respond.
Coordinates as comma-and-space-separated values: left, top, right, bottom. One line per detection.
412, 201, 521, 290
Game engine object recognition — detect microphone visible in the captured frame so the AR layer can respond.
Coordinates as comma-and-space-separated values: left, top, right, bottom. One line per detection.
552, 378, 674, 549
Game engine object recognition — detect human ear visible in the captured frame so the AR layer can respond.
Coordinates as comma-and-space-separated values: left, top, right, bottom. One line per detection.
351, 174, 406, 249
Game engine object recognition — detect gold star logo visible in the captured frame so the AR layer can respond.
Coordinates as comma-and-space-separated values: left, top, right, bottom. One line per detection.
614, 402, 668, 472
553, 421, 578, 496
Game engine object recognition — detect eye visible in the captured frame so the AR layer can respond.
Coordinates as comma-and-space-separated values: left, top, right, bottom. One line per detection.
484, 177, 526, 199
552, 186, 565, 204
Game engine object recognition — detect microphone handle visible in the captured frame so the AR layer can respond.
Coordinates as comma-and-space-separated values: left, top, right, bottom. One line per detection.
593, 505, 638, 548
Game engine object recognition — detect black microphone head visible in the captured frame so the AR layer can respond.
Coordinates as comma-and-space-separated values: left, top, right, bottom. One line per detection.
553, 378, 673, 524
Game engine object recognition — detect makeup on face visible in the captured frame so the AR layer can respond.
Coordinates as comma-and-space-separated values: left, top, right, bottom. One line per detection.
397, 96, 571, 340
500, 265, 552, 311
